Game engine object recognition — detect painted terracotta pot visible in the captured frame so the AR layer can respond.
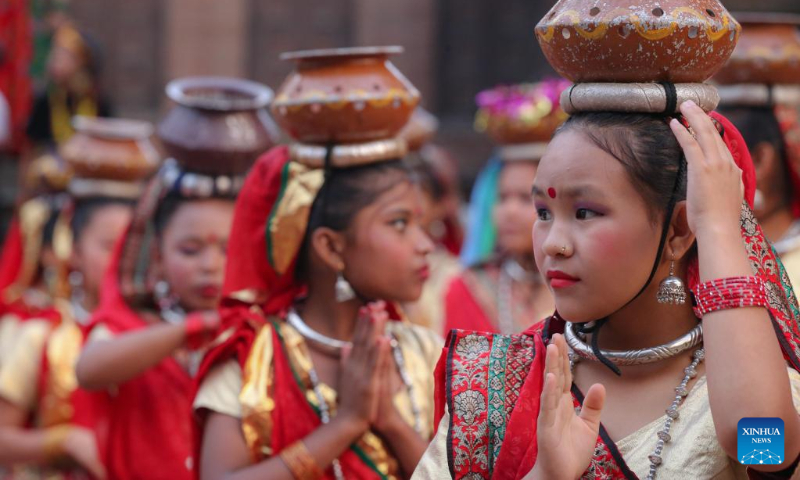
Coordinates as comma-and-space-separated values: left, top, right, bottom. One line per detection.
157, 76, 276, 176
535, 0, 741, 83
60, 116, 159, 181
271, 46, 420, 144
714, 13, 800, 85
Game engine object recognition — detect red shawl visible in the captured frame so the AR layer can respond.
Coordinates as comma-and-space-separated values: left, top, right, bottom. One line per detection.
194, 146, 395, 479
443, 275, 498, 334
433, 112, 800, 480
86, 231, 195, 480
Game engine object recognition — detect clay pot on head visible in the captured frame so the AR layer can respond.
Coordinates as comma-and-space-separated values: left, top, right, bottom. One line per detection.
535, 0, 741, 83
714, 13, 800, 85
271, 46, 421, 144
60, 116, 160, 182
157, 77, 276, 176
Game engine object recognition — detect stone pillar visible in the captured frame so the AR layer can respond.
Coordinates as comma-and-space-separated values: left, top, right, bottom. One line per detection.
352, 0, 437, 108
163, 0, 250, 80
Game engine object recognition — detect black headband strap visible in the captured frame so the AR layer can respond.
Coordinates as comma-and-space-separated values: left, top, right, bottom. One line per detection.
660, 81, 678, 115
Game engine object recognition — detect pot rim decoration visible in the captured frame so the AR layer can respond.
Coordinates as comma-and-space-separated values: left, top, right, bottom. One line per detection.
165, 76, 274, 112
273, 46, 418, 109
280, 45, 404, 62
713, 12, 800, 87
535, 0, 741, 83
72, 115, 154, 141
271, 45, 420, 145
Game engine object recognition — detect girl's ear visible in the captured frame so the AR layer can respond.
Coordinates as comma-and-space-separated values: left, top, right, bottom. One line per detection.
667, 201, 696, 262
309, 227, 347, 272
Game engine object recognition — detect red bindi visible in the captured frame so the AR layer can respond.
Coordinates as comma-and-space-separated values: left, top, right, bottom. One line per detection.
547, 187, 557, 199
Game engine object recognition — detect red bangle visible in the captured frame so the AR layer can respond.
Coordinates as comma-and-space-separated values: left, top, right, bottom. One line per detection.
691, 276, 769, 318
184, 313, 217, 350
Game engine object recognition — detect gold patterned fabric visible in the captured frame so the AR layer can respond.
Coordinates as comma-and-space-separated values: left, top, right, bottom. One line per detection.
0, 314, 22, 368
4, 199, 52, 305
0, 311, 85, 426
0, 309, 102, 480
267, 163, 324, 275
0, 319, 51, 409
194, 319, 442, 475
38, 319, 83, 428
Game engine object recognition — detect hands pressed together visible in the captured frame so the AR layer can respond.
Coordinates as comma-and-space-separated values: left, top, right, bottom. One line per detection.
336, 301, 405, 436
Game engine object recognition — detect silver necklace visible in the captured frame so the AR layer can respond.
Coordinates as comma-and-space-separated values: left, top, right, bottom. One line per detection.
496, 259, 541, 334
565, 322, 703, 366
497, 265, 516, 335
287, 309, 349, 356
307, 365, 346, 480
569, 341, 705, 480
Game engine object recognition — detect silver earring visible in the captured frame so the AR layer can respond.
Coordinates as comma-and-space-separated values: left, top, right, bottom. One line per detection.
154, 280, 186, 324
68, 270, 90, 323
154, 280, 171, 303
657, 256, 687, 305
335, 272, 356, 303
753, 189, 765, 211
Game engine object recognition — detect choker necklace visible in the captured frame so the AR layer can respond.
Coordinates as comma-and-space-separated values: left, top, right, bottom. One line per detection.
287, 309, 351, 356
565, 321, 703, 366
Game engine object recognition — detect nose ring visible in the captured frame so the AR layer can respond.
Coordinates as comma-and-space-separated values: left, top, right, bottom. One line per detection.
560, 245, 567, 255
